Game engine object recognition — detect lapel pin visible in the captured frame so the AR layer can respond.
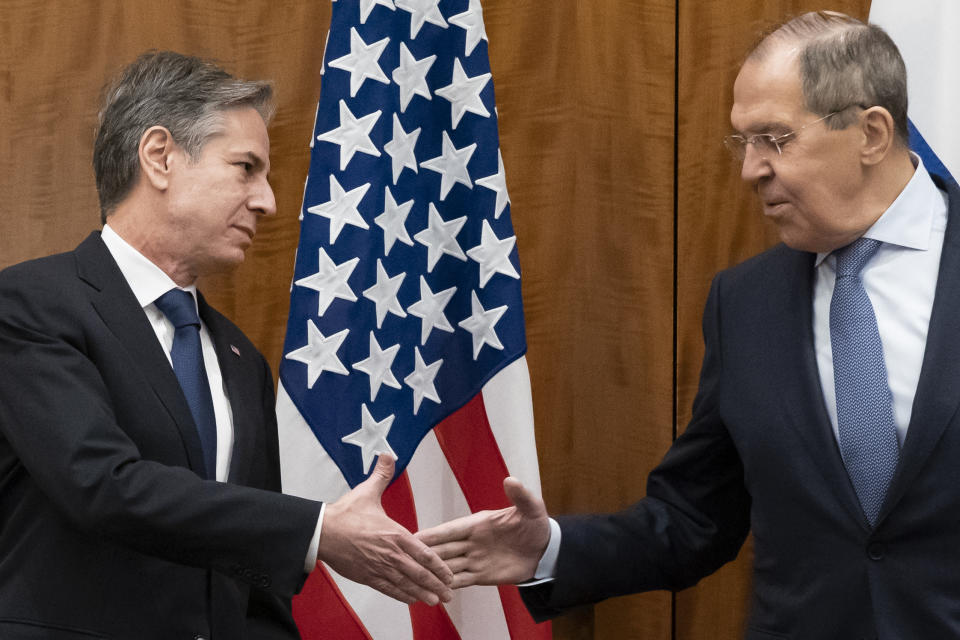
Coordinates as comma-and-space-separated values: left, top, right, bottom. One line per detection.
230, 345, 241, 357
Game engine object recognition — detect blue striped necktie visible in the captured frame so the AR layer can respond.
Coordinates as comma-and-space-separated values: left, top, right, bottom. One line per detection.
830, 237, 900, 526
154, 289, 218, 480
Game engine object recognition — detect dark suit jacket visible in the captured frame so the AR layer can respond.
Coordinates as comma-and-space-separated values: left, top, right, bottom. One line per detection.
523, 177, 960, 639
0, 233, 323, 639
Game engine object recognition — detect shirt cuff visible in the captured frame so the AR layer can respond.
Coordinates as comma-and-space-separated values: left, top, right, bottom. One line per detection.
304, 502, 325, 573
519, 517, 561, 586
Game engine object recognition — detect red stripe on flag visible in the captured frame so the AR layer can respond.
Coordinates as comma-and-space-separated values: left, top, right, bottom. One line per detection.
383, 472, 462, 640
433, 393, 552, 639
293, 564, 373, 640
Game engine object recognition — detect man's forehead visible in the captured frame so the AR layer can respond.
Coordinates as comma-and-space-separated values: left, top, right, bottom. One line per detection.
730, 47, 806, 131
211, 108, 271, 156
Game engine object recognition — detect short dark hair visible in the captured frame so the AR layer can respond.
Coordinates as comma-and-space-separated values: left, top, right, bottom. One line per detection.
93, 51, 274, 222
749, 11, 909, 146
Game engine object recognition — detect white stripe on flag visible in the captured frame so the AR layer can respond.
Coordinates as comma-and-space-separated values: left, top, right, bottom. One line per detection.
482, 357, 543, 496
277, 382, 350, 503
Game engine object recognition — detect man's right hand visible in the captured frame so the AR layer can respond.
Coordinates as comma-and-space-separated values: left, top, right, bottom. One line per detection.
415, 477, 551, 587
317, 455, 454, 605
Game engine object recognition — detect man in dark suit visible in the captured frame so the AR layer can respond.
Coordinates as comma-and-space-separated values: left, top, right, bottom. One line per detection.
418, 11, 960, 638
0, 51, 451, 639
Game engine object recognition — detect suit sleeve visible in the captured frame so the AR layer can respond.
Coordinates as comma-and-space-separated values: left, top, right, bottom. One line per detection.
521, 274, 751, 620
0, 264, 322, 598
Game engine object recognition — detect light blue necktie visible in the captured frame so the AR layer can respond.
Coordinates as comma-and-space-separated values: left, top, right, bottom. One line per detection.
830, 237, 900, 526
154, 289, 217, 480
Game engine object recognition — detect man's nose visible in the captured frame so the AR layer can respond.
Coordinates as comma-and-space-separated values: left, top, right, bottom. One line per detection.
250, 177, 277, 217
740, 143, 773, 184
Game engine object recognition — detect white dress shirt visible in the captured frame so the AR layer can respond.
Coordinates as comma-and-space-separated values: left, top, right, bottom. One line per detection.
100, 224, 323, 572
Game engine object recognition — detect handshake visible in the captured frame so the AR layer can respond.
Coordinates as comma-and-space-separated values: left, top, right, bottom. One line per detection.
317, 455, 550, 605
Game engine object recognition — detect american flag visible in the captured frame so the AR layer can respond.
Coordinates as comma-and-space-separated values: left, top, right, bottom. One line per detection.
276, 1, 550, 638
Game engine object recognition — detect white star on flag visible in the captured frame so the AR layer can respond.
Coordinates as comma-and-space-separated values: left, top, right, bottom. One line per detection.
414, 202, 467, 272
284, 321, 350, 389
293, 247, 359, 315
328, 27, 391, 98
420, 130, 476, 200
359, 0, 395, 24
341, 404, 397, 474
403, 346, 443, 414
362, 258, 408, 328
392, 42, 436, 112
476, 149, 510, 219
448, 0, 488, 57
458, 290, 507, 360
435, 58, 491, 129
373, 186, 414, 255
383, 113, 421, 184
407, 275, 457, 344
466, 219, 519, 288
316, 100, 382, 171
352, 331, 402, 401
306, 175, 370, 244
395, 0, 448, 39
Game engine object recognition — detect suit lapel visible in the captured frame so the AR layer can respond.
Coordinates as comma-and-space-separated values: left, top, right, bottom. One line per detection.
773, 248, 870, 528
879, 178, 960, 522
74, 232, 209, 476
198, 295, 254, 484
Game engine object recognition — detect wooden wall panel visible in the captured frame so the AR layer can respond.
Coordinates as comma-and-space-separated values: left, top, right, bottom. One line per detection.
483, 1, 677, 637
674, 1, 871, 639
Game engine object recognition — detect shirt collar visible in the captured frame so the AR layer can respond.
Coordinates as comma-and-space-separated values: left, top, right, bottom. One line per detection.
100, 224, 199, 310
814, 154, 945, 267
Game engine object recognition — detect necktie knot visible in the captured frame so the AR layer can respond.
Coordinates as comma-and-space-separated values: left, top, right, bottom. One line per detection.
835, 237, 882, 278
154, 289, 200, 329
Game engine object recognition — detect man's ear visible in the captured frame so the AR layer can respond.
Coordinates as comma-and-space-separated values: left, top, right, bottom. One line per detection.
138, 126, 177, 191
860, 106, 897, 167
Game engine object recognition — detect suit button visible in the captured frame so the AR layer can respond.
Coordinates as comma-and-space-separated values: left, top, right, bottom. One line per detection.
867, 543, 885, 560
194, 635, 208, 640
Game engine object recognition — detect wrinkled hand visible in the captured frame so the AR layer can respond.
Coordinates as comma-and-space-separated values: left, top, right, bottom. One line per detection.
416, 477, 550, 588
318, 455, 453, 605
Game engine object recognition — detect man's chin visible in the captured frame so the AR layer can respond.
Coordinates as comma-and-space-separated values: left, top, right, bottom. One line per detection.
771, 222, 815, 252
198, 251, 247, 278
778, 231, 841, 254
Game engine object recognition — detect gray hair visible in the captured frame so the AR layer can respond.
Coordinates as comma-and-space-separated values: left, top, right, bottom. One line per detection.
749, 11, 908, 146
93, 50, 274, 222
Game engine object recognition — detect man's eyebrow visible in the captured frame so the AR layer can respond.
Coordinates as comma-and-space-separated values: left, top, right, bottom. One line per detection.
236, 151, 264, 165
738, 121, 792, 136
233, 150, 270, 173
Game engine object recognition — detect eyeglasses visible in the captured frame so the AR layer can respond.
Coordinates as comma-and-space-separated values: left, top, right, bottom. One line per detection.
723, 110, 842, 162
